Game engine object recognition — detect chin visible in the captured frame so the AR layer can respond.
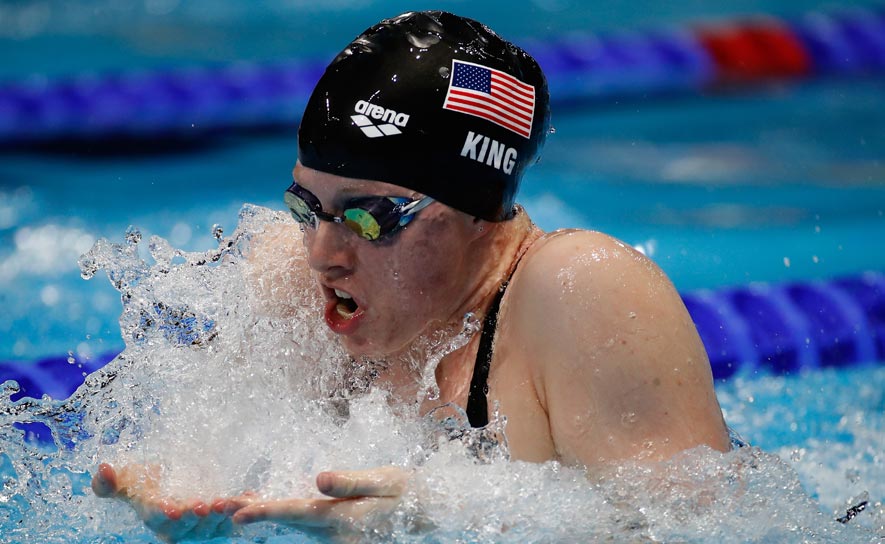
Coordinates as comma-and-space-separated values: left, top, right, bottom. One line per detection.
341, 333, 412, 360
340, 335, 388, 359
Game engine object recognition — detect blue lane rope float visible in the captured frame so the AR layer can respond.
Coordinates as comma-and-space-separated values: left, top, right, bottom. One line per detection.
789, 7, 885, 74
1, 272, 883, 406
523, 26, 716, 103
0, 351, 117, 445
681, 271, 885, 380
0, 60, 327, 142
0, 351, 115, 403
2, 6, 885, 144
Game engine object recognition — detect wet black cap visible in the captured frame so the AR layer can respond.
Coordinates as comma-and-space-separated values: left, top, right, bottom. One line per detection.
298, 11, 550, 221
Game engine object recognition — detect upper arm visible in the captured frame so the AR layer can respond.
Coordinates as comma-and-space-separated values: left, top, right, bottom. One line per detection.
505, 230, 729, 467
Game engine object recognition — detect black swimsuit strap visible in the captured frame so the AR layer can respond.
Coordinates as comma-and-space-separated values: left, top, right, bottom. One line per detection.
466, 281, 508, 428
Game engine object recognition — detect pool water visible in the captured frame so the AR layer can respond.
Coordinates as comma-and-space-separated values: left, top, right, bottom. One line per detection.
1, 210, 882, 542
1, 0, 884, 541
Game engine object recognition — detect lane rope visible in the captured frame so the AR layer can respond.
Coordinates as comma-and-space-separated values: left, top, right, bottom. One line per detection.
1, 6, 884, 143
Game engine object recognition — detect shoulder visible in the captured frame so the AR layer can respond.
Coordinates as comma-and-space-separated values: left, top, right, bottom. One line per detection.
518, 228, 658, 280
500, 227, 687, 373
506, 229, 674, 331
497, 229, 729, 463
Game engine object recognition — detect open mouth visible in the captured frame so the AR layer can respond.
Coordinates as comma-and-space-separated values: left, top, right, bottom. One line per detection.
334, 288, 359, 319
322, 285, 366, 335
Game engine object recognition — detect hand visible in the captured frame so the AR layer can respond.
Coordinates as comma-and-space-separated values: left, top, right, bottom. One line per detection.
227, 466, 410, 537
91, 463, 235, 543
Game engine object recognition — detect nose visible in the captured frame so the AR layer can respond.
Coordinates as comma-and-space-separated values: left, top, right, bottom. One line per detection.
304, 220, 356, 278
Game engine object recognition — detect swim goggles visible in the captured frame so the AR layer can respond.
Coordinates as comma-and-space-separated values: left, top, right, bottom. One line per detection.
284, 182, 434, 241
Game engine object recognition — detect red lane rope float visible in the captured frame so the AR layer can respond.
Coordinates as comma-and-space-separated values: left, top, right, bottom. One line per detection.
696, 19, 813, 82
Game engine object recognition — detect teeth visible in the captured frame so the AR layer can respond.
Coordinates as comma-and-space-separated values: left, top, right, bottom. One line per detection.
336, 303, 355, 318
333, 288, 357, 320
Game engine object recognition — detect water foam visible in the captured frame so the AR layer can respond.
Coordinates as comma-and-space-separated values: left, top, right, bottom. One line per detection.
1, 204, 881, 542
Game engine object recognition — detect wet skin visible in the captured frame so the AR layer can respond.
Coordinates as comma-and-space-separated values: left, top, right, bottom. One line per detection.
293, 162, 495, 359
92, 164, 730, 541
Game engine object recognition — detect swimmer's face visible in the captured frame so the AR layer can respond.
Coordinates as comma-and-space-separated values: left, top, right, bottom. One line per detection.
292, 162, 481, 358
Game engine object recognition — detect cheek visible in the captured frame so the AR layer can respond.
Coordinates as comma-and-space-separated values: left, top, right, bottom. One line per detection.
394, 236, 461, 293
416, 235, 443, 271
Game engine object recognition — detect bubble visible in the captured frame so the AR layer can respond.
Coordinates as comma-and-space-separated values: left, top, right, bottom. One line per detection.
438, 66, 450, 78
40, 284, 60, 306
11, 339, 29, 356
78, 255, 97, 280
2, 380, 21, 395
169, 222, 192, 247
124, 226, 142, 246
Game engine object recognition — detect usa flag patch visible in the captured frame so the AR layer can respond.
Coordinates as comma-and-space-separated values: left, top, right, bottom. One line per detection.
442, 60, 535, 139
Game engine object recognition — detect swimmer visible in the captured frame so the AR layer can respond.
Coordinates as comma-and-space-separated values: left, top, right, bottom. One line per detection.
93, 11, 730, 541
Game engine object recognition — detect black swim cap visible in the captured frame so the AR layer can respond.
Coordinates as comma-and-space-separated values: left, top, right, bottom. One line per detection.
298, 11, 551, 222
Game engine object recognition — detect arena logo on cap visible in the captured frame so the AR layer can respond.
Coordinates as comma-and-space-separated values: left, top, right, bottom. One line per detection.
442, 60, 535, 139
350, 100, 410, 138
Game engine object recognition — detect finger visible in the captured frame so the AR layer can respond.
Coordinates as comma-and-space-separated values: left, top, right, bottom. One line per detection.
233, 496, 399, 529
178, 498, 209, 518
138, 498, 235, 541
217, 491, 260, 515
131, 496, 182, 524
192, 501, 211, 517
129, 494, 193, 525
211, 498, 228, 515
232, 498, 343, 527
115, 464, 162, 499
91, 463, 119, 498
316, 467, 409, 498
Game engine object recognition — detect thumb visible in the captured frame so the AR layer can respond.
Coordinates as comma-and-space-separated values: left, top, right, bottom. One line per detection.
91, 463, 119, 498
316, 467, 409, 499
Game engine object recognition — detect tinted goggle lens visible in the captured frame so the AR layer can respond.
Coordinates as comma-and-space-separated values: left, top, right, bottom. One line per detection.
283, 190, 316, 225
284, 184, 428, 241
343, 208, 383, 240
